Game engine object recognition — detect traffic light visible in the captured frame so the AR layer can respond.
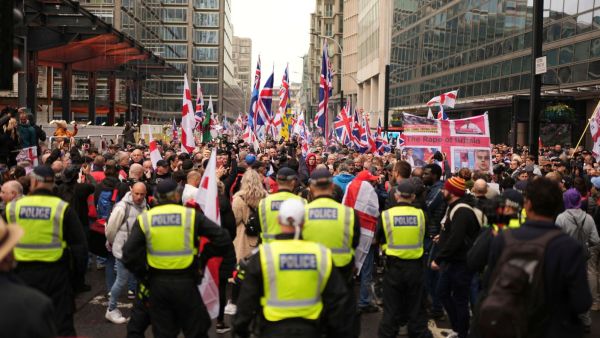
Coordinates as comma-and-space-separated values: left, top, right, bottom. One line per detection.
0, 0, 23, 90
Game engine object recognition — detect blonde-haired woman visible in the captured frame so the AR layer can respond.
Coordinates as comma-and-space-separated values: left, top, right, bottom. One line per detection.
225, 169, 267, 315
0, 117, 20, 167
231, 169, 267, 260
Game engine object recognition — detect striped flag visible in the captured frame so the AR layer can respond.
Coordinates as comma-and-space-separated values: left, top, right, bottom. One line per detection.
195, 80, 205, 130
248, 56, 261, 130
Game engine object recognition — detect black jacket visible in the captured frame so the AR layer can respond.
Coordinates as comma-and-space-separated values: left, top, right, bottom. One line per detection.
121, 204, 231, 281
0, 272, 56, 338
484, 220, 592, 338
434, 198, 480, 265
232, 233, 353, 338
56, 182, 95, 227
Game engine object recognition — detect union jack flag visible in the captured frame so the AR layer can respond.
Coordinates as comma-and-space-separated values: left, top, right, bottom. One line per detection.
351, 109, 366, 151
363, 115, 377, 153
334, 102, 353, 146
256, 69, 274, 134
314, 41, 332, 137
172, 118, 178, 140
248, 56, 261, 130
279, 64, 289, 115
396, 133, 405, 147
437, 104, 448, 120
195, 80, 204, 129
375, 118, 390, 155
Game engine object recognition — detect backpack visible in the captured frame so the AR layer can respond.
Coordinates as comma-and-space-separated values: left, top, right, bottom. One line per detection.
244, 205, 261, 237
570, 211, 591, 260
449, 203, 487, 228
478, 229, 562, 338
89, 188, 120, 236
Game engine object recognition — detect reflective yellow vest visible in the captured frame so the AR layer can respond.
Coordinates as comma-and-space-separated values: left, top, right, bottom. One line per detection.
381, 205, 426, 259
259, 240, 332, 322
492, 212, 524, 234
138, 204, 196, 270
6, 195, 68, 262
258, 191, 305, 242
303, 198, 355, 267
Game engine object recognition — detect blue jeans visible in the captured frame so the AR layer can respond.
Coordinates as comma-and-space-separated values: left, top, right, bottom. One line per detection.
105, 253, 116, 293
437, 262, 472, 338
109, 259, 133, 311
424, 238, 443, 313
358, 245, 375, 307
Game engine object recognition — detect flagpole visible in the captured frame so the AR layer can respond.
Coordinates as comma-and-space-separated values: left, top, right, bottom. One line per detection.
575, 100, 600, 150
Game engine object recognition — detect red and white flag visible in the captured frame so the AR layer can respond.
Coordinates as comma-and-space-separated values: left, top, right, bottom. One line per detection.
16, 146, 38, 166
181, 74, 196, 153
342, 170, 380, 274
590, 101, 600, 160
427, 89, 458, 108
149, 134, 162, 169
195, 149, 222, 319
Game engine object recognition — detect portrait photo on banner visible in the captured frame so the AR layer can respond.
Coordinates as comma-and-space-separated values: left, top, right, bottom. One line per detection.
450, 146, 492, 173
402, 147, 442, 168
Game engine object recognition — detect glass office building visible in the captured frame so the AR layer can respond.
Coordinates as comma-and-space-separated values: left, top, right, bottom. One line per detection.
390, 0, 600, 145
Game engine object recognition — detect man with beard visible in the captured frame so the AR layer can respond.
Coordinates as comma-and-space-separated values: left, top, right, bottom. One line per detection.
430, 176, 481, 338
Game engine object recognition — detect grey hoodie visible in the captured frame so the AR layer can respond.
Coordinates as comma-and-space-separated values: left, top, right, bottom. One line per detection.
105, 191, 148, 259
555, 208, 600, 254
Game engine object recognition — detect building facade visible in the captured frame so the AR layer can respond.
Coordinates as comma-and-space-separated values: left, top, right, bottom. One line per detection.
82, 0, 242, 122
342, 0, 358, 105
307, 0, 344, 122
232, 36, 252, 112
389, 0, 600, 145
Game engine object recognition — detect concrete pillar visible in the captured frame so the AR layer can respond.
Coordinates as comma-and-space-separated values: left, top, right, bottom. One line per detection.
136, 79, 143, 126
108, 73, 116, 125
61, 63, 72, 122
26, 50, 38, 115
88, 72, 97, 124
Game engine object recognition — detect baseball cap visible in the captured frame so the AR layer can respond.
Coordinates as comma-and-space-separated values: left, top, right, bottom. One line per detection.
396, 180, 416, 197
181, 159, 194, 172
355, 170, 379, 182
155, 179, 178, 195
501, 189, 524, 209
32, 166, 55, 183
276, 167, 297, 181
277, 199, 306, 227
245, 154, 256, 165
309, 168, 332, 185
591, 176, 600, 189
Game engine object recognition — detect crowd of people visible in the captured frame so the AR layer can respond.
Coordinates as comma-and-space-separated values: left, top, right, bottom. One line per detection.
0, 112, 598, 338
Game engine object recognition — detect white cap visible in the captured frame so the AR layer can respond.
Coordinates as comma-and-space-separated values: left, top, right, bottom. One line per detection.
277, 199, 306, 227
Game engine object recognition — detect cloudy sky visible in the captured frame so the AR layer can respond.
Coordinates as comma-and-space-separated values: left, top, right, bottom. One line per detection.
231, 0, 315, 85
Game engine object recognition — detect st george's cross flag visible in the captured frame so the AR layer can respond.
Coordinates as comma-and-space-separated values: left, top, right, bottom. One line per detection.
195, 149, 222, 319
149, 134, 162, 169
181, 74, 196, 153
343, 170, 380, 274
427, 90, 458, 108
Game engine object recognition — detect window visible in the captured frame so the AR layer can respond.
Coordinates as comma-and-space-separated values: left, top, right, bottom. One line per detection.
194, 30, 219, 44
325, 23, 333, 37
162, 0, 187, 4
162, 26, 187, 41
194, 13, 219, 27
194, 0, 218, 9
193, 65, 219, 79
574, 41, 590, 61
325, 3, 333, 16
164, 44, 188, 59
559, 45, 574, 64
163, 8, 187, 22
193, 47, 218, 61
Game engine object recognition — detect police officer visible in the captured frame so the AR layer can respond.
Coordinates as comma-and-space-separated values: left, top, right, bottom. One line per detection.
302, 167, 360, 283
233, 199, 352, 338
4, 166, 88, 336
258, 167, 305, 242
121, 179, 231, 337
377, 180, 432, 338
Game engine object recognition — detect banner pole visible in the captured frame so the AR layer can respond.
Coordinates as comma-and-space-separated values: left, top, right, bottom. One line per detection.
575, 100, 600, 150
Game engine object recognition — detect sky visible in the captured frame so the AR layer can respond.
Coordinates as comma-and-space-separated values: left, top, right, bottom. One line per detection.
231, 0, 315, 85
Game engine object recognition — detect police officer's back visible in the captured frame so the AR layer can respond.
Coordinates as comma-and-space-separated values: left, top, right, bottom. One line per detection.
4, 166, 88, 336
377, 181, 432, 338
258, 167, 305, 242
121, 179, 231, 337
233, 199, 352, 338
302, 168, 360, 281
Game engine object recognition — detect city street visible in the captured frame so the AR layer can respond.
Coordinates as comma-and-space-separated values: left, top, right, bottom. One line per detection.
74, 268, 600, 338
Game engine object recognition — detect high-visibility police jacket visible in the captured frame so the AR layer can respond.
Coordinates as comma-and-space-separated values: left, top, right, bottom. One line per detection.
258, 191, 305, 242
259, 240, 332, 322
138, 204, 197, 270
6, 195, 68, 262
303, 197, 355, 267
491, 213, 524, 234
381, 205, 426, 260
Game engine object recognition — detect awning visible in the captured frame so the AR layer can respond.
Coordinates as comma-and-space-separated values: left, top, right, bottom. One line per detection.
25, 0, 179, 78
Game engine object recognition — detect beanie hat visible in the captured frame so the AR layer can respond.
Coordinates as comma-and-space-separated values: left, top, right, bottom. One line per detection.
444, 176, 466, 197
563, 188, 582, 210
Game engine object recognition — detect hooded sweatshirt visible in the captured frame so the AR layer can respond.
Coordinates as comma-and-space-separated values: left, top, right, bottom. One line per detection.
105, 191, 148, 259
333, 172, 355, 193
555, 208, 600, 253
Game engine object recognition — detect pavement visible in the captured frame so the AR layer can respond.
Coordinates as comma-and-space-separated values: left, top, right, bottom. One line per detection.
74, 268, 600, 338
